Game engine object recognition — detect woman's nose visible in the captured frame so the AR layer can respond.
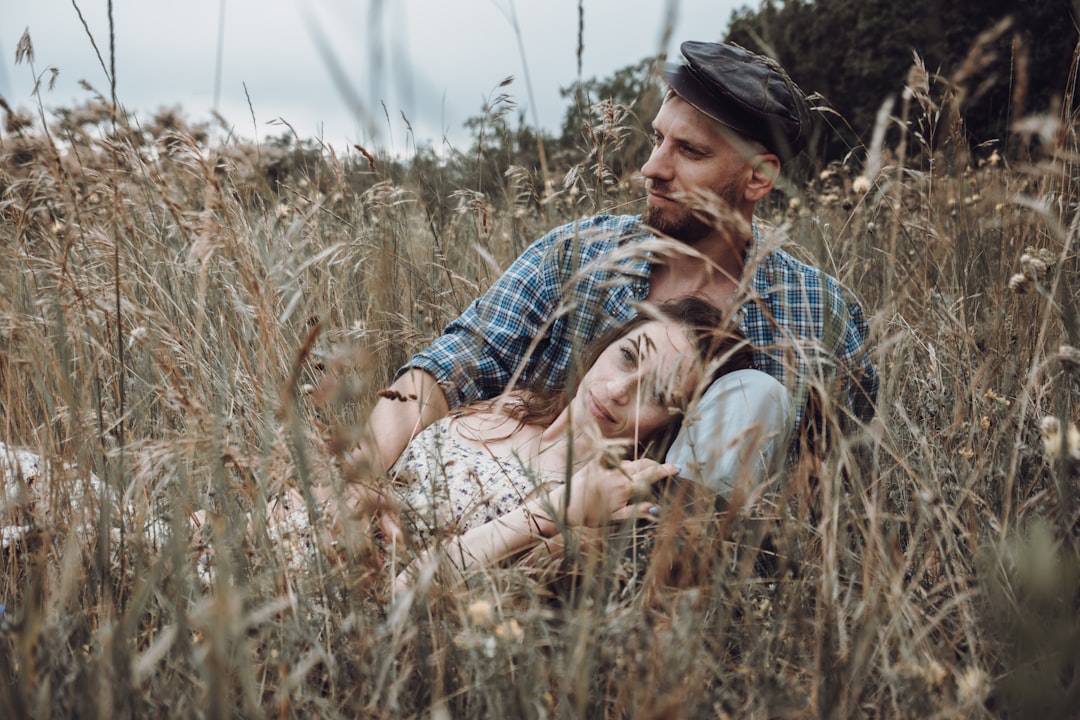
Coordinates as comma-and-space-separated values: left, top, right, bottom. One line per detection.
606, 375, 636, 405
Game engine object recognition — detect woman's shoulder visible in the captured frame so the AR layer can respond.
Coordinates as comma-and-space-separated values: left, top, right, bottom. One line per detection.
448, 393, 541, 441
390, 393, 549, 481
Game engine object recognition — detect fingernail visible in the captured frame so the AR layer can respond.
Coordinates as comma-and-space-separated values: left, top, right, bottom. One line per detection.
648, 505, 661, 517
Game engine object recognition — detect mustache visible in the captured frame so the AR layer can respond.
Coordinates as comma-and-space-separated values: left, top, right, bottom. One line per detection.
646, 180, 675, 196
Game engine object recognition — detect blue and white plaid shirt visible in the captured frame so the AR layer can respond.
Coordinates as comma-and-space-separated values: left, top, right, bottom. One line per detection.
405, 214, 878, 424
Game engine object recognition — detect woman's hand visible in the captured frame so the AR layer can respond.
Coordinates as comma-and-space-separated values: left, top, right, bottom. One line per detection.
548, 458, 679, 527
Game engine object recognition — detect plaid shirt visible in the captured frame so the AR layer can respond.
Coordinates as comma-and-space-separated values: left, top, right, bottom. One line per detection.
405, 214, 878, 424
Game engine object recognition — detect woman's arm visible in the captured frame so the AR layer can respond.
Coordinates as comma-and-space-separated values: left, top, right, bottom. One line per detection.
392, 496, 557, 596
452, 497, 560, 569
365, 369, 450, 474
392, 458, 678, 595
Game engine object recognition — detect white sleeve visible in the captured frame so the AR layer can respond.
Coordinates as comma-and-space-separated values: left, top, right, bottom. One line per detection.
664, 369, 793, 499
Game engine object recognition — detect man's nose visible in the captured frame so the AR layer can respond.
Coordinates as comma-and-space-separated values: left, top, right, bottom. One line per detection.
641, 143, 671, 180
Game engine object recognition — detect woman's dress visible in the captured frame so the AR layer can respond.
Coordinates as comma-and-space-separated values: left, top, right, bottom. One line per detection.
0, 418, 558, 574
390, 417, 557, 547
1, 441, 105, 548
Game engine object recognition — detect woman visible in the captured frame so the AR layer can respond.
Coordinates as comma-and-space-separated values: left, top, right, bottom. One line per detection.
388, 296, 755, 593
2, 299, 764, 592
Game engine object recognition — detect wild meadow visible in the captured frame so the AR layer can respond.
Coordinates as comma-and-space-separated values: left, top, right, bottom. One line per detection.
1, 19, 1079, 720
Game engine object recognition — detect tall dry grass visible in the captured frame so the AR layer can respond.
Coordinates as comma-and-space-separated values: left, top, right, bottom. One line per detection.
1, 26, 1079, 720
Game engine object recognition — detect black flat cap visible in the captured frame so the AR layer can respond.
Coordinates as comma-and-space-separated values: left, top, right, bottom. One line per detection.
663, 41, 811, 157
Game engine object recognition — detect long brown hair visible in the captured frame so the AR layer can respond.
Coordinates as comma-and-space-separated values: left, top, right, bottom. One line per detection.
458, 297, 754, 441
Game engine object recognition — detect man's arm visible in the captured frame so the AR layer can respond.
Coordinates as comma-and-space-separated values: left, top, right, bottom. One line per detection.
359, 226, 570, 477
405, 216, 640, 409
365, 368, 449, 473
366, 216, 638, 472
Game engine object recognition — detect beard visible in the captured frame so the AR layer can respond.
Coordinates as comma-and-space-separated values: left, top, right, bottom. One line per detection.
642, 179, 741, 244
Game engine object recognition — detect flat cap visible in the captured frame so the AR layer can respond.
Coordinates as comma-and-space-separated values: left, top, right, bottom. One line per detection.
663, 41, 811, 157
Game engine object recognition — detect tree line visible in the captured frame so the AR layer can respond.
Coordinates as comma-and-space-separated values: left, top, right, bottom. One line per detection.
134, 0, 1074, 211
725, 0, 1077, 162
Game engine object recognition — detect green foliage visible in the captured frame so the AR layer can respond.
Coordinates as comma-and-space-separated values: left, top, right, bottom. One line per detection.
726, 0, 1078, 160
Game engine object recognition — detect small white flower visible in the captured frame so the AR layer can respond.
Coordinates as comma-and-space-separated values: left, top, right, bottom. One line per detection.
1040, 416, 1080, 462
467, 600, 494, 626
1008, 273, 1031, 293
1059, 345, 1080, 369
956, 666, 990, 708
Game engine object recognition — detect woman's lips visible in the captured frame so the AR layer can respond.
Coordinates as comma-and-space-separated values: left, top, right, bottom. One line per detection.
587, 392, 616, 425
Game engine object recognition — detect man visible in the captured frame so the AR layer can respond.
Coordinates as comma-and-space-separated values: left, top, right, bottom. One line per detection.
364, 41, 877, 498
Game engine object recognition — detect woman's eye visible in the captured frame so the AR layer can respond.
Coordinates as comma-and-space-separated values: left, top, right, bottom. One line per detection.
620, 347, 636, 366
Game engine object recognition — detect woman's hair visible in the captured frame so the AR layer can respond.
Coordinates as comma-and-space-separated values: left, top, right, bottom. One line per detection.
460, 296, 754, 447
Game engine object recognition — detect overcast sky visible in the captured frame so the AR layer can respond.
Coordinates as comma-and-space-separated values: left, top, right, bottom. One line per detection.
1, 0, 747, 154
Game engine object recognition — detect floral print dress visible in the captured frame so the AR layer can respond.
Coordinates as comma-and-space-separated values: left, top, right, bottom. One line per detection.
390, 417, 558, 547
0, 441, 105, 548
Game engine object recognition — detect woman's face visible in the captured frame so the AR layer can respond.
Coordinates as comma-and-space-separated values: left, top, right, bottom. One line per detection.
571, 320, 701, 441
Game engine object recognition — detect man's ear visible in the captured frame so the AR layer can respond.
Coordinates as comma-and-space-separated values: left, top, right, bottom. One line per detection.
744, 154, 780, 203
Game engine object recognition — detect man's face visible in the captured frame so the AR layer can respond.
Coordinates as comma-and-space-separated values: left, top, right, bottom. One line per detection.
641, 95, 754, 244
